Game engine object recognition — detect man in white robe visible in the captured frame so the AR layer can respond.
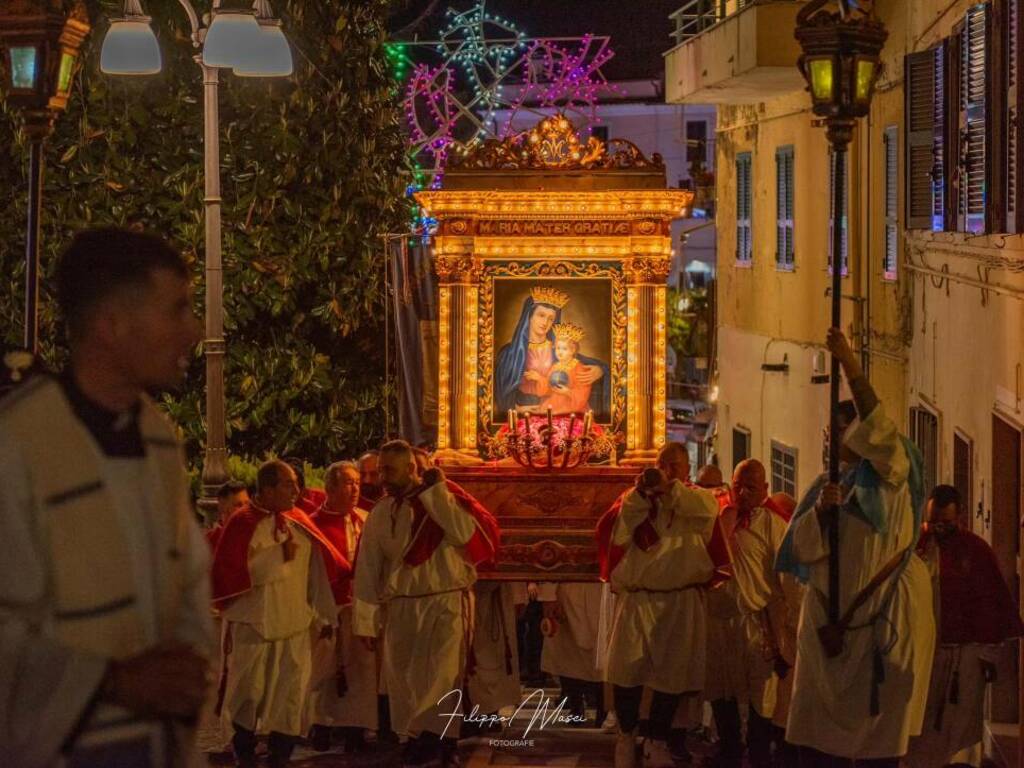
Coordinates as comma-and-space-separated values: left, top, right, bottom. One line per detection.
540, 582, 607, 726
720, 460, 800, 768
777, 328, 935, 766
0, 229, 214, 768
306, 461, 377, 752
467, 581, 520, 726
212, 460, 348, 768
598, 455, 719, 768
352, 440, 499, 768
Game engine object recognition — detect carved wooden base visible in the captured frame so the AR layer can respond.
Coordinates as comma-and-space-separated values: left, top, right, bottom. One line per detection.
445, 465, 637, 581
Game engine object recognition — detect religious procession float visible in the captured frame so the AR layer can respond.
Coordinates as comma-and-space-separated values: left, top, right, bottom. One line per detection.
415, 115, 693, 580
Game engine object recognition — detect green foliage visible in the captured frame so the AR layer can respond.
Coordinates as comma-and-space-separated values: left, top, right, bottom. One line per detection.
666, 287, 710, 365
0, 0, 409, 469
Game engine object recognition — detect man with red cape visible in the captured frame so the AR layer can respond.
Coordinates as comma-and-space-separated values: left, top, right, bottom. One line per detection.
305, 460, 377, 753
905, 484, 1024, 768
352, 440, 500, 768
595, 442, 726, 768
211, 459, 350, 768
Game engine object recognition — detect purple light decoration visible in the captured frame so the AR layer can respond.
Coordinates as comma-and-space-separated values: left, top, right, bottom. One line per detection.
397, 2, 621, 184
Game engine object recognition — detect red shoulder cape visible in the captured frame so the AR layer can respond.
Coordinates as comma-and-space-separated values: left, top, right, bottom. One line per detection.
296, 487, 327, 514
402, 479, 501, 569
205, 523, 225, 552
595, 483, 731, 583
917, 529, 1024, 644
211, 503, 351, 610
309, 506, 365, 606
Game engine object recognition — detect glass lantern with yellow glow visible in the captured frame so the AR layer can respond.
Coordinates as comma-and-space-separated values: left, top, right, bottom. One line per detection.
794, 0, 887, 120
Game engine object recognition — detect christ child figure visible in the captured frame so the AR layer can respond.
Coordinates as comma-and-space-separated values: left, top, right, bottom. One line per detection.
539, 323, 592, 414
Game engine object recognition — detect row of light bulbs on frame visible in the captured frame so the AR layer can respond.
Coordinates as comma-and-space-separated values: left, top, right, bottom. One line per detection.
100, 0, 292, 78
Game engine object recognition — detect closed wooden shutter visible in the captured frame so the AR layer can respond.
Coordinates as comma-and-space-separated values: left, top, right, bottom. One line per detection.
1007, 0, 1023, 232
959, 4, 988, 234
884, 125, 899, 279
953, 431, 973, 523
736, 152, 752, 263
776, 146, 794, 269
905, 47, 944, 230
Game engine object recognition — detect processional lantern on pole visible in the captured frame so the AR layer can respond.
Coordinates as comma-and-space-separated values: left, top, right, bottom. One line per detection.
0, 0, 91, 356
794, 0, 887, 626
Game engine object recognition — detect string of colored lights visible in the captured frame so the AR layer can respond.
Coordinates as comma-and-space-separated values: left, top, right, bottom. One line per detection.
387, 0, 620, 198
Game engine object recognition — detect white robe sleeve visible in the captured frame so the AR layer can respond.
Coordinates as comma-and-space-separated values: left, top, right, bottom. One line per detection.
420, 481, 476, 546
844, 404, 909, 485
352, 505, 386, 637
788, 505, 829, 565
614, 488, 652, 546
308, 549, 340, 627
0, 438, 108, 768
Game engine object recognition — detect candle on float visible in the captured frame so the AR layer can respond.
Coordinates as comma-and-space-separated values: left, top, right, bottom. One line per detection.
508, 408, 516, 432
546, 407, 554, 467
583, 409, 593, 436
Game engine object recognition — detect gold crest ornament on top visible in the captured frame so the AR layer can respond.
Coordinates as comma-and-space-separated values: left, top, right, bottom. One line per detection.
448, 114, 664, 172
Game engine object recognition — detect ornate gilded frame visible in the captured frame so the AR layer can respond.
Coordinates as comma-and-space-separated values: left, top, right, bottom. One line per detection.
477, 259, 628, 434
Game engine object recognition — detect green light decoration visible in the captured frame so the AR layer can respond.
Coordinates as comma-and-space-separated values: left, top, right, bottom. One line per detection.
57, 51, 75, 95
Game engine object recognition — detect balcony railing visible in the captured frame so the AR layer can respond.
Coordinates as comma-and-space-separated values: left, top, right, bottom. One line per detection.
669, 0, 755, 46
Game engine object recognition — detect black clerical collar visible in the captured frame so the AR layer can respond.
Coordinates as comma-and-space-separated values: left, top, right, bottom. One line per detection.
60, 370, 144, 458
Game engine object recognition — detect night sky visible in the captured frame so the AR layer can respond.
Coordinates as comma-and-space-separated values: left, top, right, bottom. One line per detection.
388, 0, 683, 80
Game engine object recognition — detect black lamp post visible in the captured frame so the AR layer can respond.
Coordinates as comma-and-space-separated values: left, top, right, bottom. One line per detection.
794, 0, 887, 626
0, 0, 90, 356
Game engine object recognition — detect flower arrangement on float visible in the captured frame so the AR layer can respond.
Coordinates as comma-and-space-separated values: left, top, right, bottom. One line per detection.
482, 407, 620, 468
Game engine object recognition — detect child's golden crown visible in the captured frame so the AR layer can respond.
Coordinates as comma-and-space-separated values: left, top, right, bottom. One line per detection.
552, 323, 585, 343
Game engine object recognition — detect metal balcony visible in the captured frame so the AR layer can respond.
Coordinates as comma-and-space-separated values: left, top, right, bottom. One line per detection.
665, 0, 807, 105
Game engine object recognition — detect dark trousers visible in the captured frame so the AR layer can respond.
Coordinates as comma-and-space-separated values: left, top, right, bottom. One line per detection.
614, 685, 680, 741
711, 698, 743, 759
797, 746, 900, 768
559, 676, 606, 724
517, 599, 543, 680
710, 698, 778, 767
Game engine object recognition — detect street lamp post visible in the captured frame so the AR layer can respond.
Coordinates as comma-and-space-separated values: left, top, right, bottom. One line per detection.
101, 0, 292, 512
794, 0, 887, 626
0, 0, 91, 356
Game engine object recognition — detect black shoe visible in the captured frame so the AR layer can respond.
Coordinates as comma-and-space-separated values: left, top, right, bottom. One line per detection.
344, 728, 368, 753
442, 738, 461, 767
309, 724, 332, 752
668, 729, 692, 762
268, 732, 296, 768
232, 724, 258, 768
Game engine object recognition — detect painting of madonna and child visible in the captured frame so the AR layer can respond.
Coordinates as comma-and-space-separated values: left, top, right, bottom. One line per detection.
494, 280, 612, 423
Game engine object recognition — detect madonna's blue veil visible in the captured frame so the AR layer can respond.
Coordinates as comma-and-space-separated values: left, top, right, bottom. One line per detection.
495, 297, 559, 412
495, 296, 611, 418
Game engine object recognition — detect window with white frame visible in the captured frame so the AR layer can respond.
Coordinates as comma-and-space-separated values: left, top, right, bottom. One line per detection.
770, 440, 798, 497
